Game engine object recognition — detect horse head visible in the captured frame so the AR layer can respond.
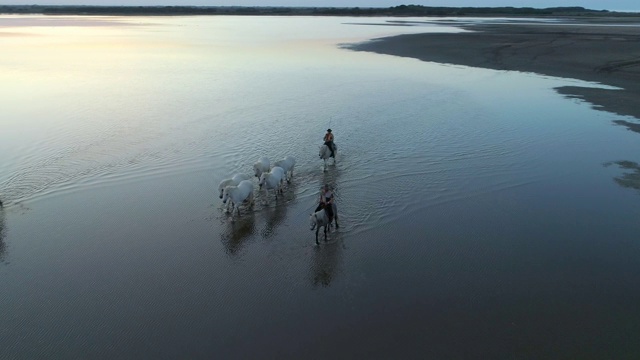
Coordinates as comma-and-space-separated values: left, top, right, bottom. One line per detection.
258, 173, 267, 189
319, 145, 327, 158
218, 178, 232, 199
222, 186, 232, 204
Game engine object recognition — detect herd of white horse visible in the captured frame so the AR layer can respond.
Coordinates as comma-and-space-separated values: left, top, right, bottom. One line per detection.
218, 142, 338, 243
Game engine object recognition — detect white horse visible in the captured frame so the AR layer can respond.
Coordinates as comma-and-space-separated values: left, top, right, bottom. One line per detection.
253, 157, 270, 178
222, 180, 254, 217
258, 166, 285, 204
218, 173, 251, 199
274, 156, 296, 183
319, 143, 337, 169
309, 203, 339, 245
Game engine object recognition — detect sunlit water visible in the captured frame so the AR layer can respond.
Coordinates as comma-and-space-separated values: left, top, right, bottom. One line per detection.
1, 15, 640, 359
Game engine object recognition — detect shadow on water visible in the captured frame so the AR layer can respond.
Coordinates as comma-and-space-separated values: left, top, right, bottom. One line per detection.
604, 160, 640, 191
309, 234, 344, 287
219, 212, 256, 257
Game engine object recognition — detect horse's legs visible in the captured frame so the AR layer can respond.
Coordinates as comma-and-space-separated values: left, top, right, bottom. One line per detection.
315, 227, 320, 245
227, 201, 236, 221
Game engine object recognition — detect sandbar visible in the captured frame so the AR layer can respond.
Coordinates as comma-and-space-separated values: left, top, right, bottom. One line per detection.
349, 18, 640, 123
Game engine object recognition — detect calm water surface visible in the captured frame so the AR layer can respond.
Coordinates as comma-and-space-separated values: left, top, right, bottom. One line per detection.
1, 15, 640, 359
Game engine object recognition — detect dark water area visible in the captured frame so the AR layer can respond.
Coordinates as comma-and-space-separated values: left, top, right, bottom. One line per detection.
2, 15, 640, 359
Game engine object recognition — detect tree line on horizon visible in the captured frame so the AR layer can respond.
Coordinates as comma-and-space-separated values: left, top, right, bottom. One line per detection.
0, 4, 623, 16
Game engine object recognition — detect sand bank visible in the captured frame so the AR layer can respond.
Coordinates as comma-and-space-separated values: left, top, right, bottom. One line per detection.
349, 19, 640, 122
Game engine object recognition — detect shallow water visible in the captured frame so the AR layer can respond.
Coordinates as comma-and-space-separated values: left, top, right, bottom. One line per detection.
1, 15, 640, 359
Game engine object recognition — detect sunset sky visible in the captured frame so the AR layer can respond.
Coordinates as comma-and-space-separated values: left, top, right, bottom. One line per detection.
0, 0, 637, 12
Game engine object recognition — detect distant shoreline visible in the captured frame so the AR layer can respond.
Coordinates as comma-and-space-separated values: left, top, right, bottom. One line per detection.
3, 6, 639, 124
348, 19, 640, 123
0, 5, 637, 17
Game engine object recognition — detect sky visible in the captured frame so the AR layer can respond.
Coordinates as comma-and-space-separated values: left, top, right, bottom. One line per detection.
0, 1, 636, 12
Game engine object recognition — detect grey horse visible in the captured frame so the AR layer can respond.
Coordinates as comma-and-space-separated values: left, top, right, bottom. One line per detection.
309, 203, 339, 244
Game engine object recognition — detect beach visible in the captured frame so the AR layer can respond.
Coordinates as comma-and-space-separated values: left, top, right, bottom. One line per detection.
349, 18, 640, 122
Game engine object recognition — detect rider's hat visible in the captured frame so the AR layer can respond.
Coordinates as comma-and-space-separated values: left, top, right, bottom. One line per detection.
327, 128, 332, 132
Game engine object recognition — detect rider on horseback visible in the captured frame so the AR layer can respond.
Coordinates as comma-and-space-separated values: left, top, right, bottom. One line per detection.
323, 129, 335, 158
315, 184, 334, 222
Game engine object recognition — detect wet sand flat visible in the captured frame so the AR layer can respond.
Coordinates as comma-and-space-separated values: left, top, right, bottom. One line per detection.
350, 18, 640, 120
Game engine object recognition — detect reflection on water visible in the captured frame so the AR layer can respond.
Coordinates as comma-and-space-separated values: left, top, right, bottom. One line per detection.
259, 201, 288, 240
604, 160, 640, 191
219, 179, 297, 251
319, 165, 341, 189
309, 236, 344, 287
220, 214, 256, 256
0, 209, 5, 263
271, 180, 298, 205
